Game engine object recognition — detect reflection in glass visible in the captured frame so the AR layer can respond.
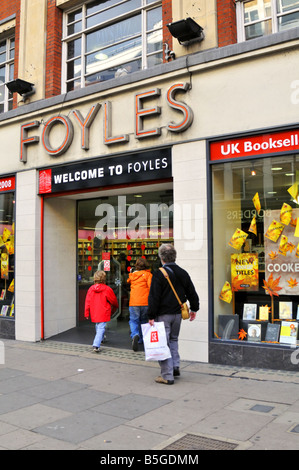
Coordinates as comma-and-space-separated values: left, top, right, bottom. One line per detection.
0, 84, 4, 104
86, 37, 142, 76
245, 19, 272, 39
86, 0, 140, 29
9, 64, 14, 82
86, 16, 141, 52
276, 0, 299, 13
147, 52, 163, 68
147, 29, 162, 54
67, 58, 81, 80
67, 38, 81, 60
147, 7, 162, 30
244, 0, 271, 23
278, 10, 299, 30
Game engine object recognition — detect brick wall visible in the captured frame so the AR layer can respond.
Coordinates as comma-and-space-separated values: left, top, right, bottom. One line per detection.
45, 0, 63, 98
162, 0, 173, 61
217, 0, 237, 47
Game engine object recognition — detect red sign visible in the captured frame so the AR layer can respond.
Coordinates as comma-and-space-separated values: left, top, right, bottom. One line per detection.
210, 129, 299, 161
150, 331, 159, 343
0, 176, 15, 193
39, 169, 52, 194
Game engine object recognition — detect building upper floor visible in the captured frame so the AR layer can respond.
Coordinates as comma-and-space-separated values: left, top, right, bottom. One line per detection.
0, 0, 299, 116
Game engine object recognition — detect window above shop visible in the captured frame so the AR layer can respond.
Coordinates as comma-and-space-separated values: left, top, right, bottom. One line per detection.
62, 0, 163, 92
0, 36, 14, 114
236, 0, 299, 42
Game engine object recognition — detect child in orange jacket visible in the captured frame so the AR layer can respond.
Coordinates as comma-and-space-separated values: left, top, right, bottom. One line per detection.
127, 258, 152, 351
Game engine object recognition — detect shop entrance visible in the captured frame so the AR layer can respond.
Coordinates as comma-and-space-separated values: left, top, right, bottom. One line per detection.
77, 184, 173, 349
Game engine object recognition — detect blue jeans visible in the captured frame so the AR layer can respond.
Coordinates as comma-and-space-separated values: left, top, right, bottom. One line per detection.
93, 322, 106, 348
129, 306, 148, 341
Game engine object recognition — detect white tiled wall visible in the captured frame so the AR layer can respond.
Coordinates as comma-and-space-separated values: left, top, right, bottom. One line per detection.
172, 141, 209, 363
15, 171, 77, 341
15, 170, 41, 341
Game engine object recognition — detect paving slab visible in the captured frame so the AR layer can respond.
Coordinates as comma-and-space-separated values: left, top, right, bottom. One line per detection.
22, 378, 87, 400
44, 388, 120, 413
33, 409, 127, 444
92, 393, 170, 420
0, 403, 71, 430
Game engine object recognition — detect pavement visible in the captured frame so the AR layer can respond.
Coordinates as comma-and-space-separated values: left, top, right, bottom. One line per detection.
0, 338, 299, 452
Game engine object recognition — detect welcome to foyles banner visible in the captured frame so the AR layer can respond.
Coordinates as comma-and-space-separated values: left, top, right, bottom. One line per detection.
38, 148, 171, 194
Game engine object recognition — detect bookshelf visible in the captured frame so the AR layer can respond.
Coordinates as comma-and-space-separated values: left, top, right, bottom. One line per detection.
78, 237, 173, 278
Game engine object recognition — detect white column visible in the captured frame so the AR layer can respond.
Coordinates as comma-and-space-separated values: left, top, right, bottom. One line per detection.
172, 141, 209, 363
15, 170, 41, 342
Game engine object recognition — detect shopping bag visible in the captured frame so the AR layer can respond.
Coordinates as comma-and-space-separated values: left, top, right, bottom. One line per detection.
141, 322, 171, 362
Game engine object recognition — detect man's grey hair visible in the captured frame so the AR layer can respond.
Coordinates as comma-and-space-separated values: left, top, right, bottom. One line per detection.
158, 243, 176, 263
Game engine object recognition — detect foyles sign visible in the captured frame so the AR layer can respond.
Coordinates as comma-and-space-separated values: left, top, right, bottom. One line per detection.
38, 148, 171, 194
21, 83, 193, 163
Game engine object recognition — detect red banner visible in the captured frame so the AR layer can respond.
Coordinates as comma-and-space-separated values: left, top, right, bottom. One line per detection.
0, 176, 15, 193
210, 129, 299, 161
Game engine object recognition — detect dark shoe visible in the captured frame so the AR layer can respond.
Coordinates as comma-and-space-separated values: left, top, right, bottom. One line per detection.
132, 335, 139, 351
155, 376, 174, 385
173, 367, 180, 377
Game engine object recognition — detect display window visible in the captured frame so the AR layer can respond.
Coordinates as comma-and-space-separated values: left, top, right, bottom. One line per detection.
211, 153, 299, 346
0, 191, 15, 319
77, 188, 173, 322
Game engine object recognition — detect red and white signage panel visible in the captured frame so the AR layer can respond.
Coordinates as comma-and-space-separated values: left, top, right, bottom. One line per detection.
210, 129, 299, 161
0, 176, 15, 193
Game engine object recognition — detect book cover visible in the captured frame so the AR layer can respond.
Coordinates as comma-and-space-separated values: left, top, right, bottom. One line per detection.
280, 321, 298, 345
243, 304, 257, 320
279, 301, 292, 319
265, 323, 280, 342
259, 306, 269, 321
247, 324, 261, 342
0, 305, 8, 316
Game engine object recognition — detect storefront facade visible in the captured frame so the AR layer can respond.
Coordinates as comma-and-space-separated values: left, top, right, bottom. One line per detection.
209, 126, 299, 370
1, 6, 299, 368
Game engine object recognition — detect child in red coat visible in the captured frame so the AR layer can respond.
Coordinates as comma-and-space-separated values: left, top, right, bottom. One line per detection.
84, 271, 118, 352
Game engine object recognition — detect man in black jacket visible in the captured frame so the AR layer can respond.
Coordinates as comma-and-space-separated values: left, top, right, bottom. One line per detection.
147, 244, 199, 385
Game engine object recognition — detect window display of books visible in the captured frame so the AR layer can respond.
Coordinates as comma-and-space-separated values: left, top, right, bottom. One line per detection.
240, 302, 299, 345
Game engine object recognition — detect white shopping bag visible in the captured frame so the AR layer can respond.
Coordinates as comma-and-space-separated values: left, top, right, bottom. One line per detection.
141, 322, 171, 361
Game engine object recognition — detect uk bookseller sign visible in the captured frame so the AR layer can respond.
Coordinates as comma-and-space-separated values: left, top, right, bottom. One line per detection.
39, 149, 171, 194
210, 128, 299, 161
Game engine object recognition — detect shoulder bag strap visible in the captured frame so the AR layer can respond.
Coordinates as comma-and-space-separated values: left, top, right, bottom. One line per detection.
159, 267, 183, 307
